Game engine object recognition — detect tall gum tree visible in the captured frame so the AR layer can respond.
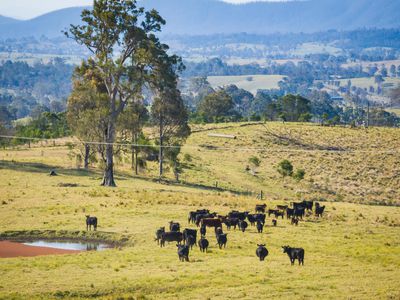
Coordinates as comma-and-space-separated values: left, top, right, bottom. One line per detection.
66, 0, 173, 186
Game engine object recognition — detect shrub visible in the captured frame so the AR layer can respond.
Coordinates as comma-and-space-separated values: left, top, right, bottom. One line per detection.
293, 169, 305, 181
277, 160, 293, 177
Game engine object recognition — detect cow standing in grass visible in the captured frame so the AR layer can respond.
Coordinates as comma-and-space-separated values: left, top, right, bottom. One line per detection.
86, 215, 98, 231
256, 244, 269, 261
282, 246, 305, 265
177, 244, 190, 262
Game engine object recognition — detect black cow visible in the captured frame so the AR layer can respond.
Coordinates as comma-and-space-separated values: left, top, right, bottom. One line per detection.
291, 218, 299, 226
188, 209, 209, 224
268, 209, 278, 217
277, 205, 288, 211
216, 233, 228, 249
302, 201, 314, 211
155, 227, 165, 245
160, 232, 183, 248
292, 202, 305, 210
224, 218, 239, 230
255, 214, 266, 225
286, 208, 294, 219
238, 220, 248, 232
247, 214, 257, 226
256, 244, 269, 261
198, 237, 209, 252
215, 227, 223, 238
177, 244, 190, 262
272, 219, 277, 227
195, 213, 217, 227
256, 220, 264, 233
228, 211, 248, 221
183, 229, 197, 244
316, 205, 326, 217
86, 215, 97, 231
169, 221, 180, 232
255, 204, 267, 213
294, 207, 305, 219
282, 246, 305, 265
185, 235, 196, 250
200, 224, 207, 236
274, 211, 285, 219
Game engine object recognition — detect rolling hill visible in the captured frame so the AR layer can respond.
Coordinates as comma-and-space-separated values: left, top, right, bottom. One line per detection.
0, 0, 399, 38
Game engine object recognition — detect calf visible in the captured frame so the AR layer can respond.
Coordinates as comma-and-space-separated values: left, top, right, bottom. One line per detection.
282, 245, 305, 266
177, 244, 190, 262
198, 236, 209, 252
200, 224, 207, 236
291, 218, 299, 226
201, 218, 222, 228
239, 220, 248, 232
256, 244, 269, 261
272, 219, 277, 227
315, 205, 326, 217
224, 218, 239, 230
160, 232, 183, 248
169, 221, 180, 232
255, 204, 267, 213
183, 229, 197, 244
256, 220, 264, 233
216, 233, 228, 249
155, 227, 165, 245
86, 215, 98, 231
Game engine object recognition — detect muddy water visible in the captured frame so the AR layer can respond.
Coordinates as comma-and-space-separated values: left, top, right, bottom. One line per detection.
0, 240, 110, 258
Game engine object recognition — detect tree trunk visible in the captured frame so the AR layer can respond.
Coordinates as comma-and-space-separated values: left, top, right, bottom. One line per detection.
101, 122, 116, 187
159, 118, 164, 180
84, 144, 90, 170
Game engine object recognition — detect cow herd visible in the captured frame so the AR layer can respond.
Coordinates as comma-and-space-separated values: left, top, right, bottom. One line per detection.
154, 200, 326, 265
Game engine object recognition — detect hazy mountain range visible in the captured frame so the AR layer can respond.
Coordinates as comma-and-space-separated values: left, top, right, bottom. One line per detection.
0, 0, 399, 38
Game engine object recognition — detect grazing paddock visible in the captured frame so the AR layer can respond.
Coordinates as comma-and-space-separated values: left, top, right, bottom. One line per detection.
0, 122, 400, 299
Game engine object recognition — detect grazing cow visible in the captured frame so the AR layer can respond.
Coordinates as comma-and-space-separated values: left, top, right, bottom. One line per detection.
183, 229, 197, 244
198, 236, 209, 252
268, 209, 278, 217
228, 211, 248, 221
185, 235, 196, 250
201, 218, 222, 228
282, 246, 305, 266
277, 205, 288, 211
238, 220, 248, 232
188, 209, 210, 224
291, 218, 299, 226
274, 211, 285, 219
286, 208, 295, 219
155, 227, 165, 245
294, 207, 305, 219
195, 213, 217, 227
200, 224, 207, 236
86, 215, 98, 231
256, 244, 269, 261
160, 232, 183, 248
255, 204, 267, 213
247, 214, 257, 226
177, 244, 190, 262
169, 221, 180, 232
256, 220, 264, 233
315, 205, 326, 217
224, 218, 239, 230
216, 233, 228, 249
272, 219, 277, 227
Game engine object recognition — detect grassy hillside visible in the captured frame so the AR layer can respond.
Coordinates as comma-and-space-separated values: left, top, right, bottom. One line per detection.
207, 75, 284, 95
0, 122, 400, 299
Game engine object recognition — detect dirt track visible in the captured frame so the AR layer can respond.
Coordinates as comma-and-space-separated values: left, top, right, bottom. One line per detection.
0, 241, 81, 258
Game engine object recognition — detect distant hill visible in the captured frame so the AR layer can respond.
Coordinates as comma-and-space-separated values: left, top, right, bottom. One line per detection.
0, 15, 19, 26
0, 0, 399, 38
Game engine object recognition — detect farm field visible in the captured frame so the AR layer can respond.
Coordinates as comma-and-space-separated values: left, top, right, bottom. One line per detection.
1, 122, 400, 299
207, 75, 284, 95
337, 77, 400, 90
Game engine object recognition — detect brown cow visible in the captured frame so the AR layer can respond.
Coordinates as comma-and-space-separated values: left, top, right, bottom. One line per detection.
201, 218, 222, 228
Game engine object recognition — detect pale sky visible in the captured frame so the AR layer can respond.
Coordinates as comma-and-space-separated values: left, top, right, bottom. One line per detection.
0, 0, 288, 20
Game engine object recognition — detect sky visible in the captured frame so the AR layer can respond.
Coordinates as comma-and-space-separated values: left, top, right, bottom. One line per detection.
0, 0, 288, 20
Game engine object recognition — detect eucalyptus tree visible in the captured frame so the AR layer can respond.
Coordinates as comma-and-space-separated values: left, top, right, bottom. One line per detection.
66, 0, 174, 186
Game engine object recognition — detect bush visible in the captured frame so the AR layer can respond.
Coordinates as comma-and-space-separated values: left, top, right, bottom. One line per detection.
277, 160, 293, 177
293, 169, 305, 181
